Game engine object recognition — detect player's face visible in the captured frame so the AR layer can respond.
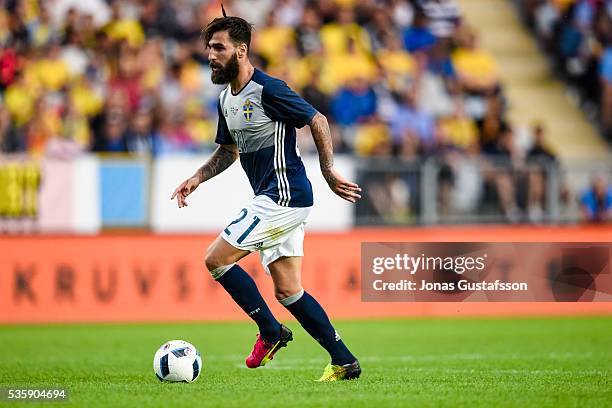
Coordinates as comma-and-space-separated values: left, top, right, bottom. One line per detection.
208, 31, 240, 84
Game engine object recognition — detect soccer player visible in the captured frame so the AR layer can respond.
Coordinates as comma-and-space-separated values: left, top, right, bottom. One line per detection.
171, 14, 362, 381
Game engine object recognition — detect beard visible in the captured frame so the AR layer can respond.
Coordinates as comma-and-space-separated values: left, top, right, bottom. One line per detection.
210, 53, 239, 84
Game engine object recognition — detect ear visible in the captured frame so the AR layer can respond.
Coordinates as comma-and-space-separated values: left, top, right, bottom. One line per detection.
237, 43, 248, 59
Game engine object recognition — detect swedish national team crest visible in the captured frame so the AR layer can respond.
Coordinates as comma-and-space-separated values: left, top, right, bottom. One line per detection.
243, 99, 253, 122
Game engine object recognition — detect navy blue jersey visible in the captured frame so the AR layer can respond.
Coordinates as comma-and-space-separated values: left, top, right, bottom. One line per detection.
215, 69, 317, 207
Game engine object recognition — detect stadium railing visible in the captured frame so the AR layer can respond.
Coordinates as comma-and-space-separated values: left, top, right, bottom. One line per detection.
0, 153, 610, 232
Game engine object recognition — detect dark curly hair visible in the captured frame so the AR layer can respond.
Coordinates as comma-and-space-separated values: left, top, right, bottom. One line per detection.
202, 16, 254, 51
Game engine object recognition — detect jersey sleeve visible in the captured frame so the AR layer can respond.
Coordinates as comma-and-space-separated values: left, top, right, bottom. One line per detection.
261, 79, 317, 129
214, 100, 234, 145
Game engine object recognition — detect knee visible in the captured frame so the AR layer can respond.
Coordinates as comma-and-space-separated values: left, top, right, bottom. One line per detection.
276, 287, 304, 304
204, 251, 234, 280
204, 250, 220, 273
274, 288, 293, 301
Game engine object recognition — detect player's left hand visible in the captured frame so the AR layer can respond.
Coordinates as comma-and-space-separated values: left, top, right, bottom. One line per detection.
323, 167, 362, 203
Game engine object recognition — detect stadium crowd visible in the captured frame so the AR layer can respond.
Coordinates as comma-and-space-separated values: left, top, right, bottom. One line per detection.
0, 0, 526, 156
0, 0, 609, 223
517, 0, 612, 140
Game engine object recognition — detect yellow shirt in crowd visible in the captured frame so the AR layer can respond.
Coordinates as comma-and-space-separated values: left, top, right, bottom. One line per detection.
4, 84, 35, 127
105, 19, 145, 48
440, 117, 479, 150
35, 58, 70, 91
254, 25, 295, 67
320, 22, 371, 56
452, 48, 499, 82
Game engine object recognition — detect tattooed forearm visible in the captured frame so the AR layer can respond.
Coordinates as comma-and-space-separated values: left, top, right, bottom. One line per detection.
194, 144, 239, 183
309, 112, 334, 178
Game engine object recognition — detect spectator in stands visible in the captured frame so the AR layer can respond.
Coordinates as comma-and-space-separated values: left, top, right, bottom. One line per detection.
428, 122, 461, 215
376, 31, 416, 92
125, 104, 165, 156
452, 27, 501, 96
439, 98, 478, 151
482, 126, 521, 222
157, 107, 198, 153
365, 7, 396, 53
90, 89, 130, 152
3, 70, 34, 130
533, 0, 561, 50
527, 123, 557, 163
295, 6, 323, 56
271, 41, 310, 90
302, 73, 331, 117
26, 95, 63, 155
402, 8, 436, 53
426, 39, 459, 93
478, 94, 509, 149
0, 44, 20, 91
184, 100, 216, 149
320, 6, 371, 56
419, 0, 462, 39
580, 174, 612, 222
413, 52, 454, 117
390, 87, 435, 151
139, 1, 180, 39
525, 123, 558, 222
0, 105, 23, 152
36, 41, 71, 92
354, 115, 393, 157
109, 43, 142, 113
320, 33, 377, 95
254, 10, 295, 68
91, 114, 129, 153
330, 76, 377, 127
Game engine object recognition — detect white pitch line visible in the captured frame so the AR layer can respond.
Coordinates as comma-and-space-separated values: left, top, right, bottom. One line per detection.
235, 365, 608, 376
358, 351, 600, 363
219, 351, 604, 365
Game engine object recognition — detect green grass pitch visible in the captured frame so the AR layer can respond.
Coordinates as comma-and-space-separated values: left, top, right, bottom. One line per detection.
0, 316, 611, 407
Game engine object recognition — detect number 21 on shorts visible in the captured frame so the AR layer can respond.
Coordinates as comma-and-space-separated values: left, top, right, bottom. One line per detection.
224, 208, 261, 244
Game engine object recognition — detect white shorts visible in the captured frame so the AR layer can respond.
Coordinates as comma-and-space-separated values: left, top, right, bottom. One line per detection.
220, 195, 311, 274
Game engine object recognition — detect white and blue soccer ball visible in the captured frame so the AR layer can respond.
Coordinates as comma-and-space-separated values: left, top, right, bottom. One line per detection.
153, 340, 202, 383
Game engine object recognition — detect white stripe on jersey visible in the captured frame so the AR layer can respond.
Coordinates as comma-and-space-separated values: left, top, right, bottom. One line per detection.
279, 123, 291, 206
274, 122, 284, 205
274, 122, 290, 206
295, 134, 301, 157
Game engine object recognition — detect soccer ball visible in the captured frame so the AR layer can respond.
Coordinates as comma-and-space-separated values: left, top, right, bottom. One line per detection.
153, 340, 202, 383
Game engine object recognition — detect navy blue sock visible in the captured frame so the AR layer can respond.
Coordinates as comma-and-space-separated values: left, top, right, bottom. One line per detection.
216, 265, 281, 342
282, 290, 356, 365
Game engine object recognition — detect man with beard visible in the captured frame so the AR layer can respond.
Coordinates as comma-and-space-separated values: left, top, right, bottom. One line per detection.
171, 13, 362, 381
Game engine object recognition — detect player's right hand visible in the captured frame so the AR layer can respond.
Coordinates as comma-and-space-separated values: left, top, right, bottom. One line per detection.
171, 176, 200, 208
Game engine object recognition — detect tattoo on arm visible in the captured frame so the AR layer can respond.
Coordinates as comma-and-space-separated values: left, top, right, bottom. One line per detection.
309, 112, 334, 179
195, 144, 238, 183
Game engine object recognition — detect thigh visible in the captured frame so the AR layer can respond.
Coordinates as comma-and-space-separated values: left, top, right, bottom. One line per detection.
268, 256, 303, 295
207, 235, 251, 266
